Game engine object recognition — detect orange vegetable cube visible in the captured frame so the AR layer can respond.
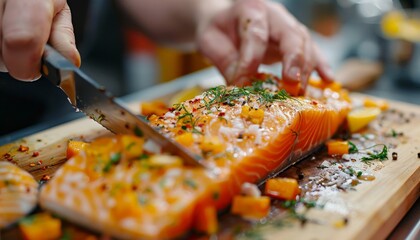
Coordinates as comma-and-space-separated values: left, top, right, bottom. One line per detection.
140, 100, 168, 116
67, 140, 89, 159
120, 135, 144, 159
280, 81, 301, 96
249, 108, 265, 124
240, 105, 251, 118
19, 213, 61, 240
308, 78, 341, 91
194, 206, 218, 234
326, 140, 349, 155
231, 196, 271, 219
200, 137, 224, 154
363, 98, 389, 111
264, 178, 300, 200
175, 132, 194, 147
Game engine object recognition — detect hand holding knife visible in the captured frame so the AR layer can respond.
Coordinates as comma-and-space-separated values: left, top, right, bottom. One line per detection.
41, 45, 207, 168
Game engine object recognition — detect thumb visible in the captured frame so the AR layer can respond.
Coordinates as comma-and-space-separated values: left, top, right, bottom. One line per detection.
49, 4, 81, 67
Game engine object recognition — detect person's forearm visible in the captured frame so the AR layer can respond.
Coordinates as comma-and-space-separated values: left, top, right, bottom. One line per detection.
118, 0, 231, 48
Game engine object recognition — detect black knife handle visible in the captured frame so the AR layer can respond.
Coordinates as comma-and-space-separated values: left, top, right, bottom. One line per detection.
41, 44, 76, 86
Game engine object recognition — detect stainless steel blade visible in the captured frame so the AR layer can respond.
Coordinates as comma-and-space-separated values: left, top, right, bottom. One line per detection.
42, 45, 207, 168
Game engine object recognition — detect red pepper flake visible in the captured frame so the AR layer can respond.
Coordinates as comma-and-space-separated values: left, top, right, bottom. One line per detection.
37, 160, 43, 165
18, 145, 29, 152
32, 151, 40, 157
41, 166, 48, 170
198, 123, 204, 128
131, 185, 138, 191
3, 153, 13, 161
175, 112, 180, 116
192, 108, 197, 112
41, 175, 51, 181
168, 107, 175, 112
312, 100, 318, 105
100, 183, 108, 191
218, 112, 226, 117
185, 124, 192, 129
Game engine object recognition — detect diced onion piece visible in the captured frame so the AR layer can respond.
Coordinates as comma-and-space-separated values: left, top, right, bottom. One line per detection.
264, 178, 300, 200
231, 196, 270, 219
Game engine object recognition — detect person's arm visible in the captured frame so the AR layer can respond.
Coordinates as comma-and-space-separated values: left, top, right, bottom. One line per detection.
119, 0, 333, 88
0, 0, 79, 81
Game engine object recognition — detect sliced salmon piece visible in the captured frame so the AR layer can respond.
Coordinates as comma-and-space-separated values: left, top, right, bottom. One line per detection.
0, 162, 38, 228
40, 76, 350, 239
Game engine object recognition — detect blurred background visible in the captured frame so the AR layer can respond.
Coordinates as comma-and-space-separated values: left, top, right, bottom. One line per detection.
1, 0, 420, 142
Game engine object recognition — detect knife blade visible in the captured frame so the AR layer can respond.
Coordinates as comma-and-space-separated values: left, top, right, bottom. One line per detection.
41, 44, 207, 168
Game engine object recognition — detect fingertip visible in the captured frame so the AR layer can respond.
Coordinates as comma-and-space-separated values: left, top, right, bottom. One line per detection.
317, 64, 335, 82
282, 65, 302, 83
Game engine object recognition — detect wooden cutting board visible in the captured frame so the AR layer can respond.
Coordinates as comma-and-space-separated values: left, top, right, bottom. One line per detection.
0, 94, 419, 240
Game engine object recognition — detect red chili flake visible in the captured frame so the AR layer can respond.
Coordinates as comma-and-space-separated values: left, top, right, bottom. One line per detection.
37, 160, 43, 165
18, 145, 29, 152
32, 151, 39, 157
168, 107, 175, 112
218, 112, 226, 117
41, 166, 47, 170
175, 112, 180, 116
131, 185, 138, 191
100, 183, 108, 191
3, 153, 12, 161
198, 123, 204, 128
192, 108, 197, 112
41, 175, 51, 181
188, 100, 193, 103
311, 100, 318, 105
29, 163, 36, 167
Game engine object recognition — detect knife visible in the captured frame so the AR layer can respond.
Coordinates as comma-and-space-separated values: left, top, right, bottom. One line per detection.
41, 44, 207, 168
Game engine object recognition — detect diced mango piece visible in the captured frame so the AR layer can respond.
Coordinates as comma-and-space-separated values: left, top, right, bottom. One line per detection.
231, 196, 271, 219
140, 100, 168, 116
120, 135, 144, 159
248, 108, 265, 124
147, 155, 183, 168
363, 98, 389, 111
241, 106, 265, 124
264, 178, 300, 200
347, 107, 381, 133
194, 206, 218, 234
308, 78, 341, 91
175, 132, 194, 147
19, 213, 61, 240
200, 137, 224, 154
67, 140, 89, 159
326, 140, 349, 155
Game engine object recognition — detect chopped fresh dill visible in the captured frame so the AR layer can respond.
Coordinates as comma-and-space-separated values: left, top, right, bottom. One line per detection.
348, 141, 358, 154
361, 145, 388, 162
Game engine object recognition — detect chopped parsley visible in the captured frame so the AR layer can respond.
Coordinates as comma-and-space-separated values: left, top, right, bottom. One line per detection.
348, 141, 358, 154
103, 152, 121, 172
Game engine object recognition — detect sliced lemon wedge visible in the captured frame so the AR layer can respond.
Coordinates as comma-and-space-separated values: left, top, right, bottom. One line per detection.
347, 107, 381, 133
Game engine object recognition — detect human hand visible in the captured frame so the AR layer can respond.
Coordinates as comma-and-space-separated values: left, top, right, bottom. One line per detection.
0, 0, 80, 81
196, 0, 333, 91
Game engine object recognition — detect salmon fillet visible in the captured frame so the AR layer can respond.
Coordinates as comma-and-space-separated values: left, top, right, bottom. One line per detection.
40, 75, 350, 239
